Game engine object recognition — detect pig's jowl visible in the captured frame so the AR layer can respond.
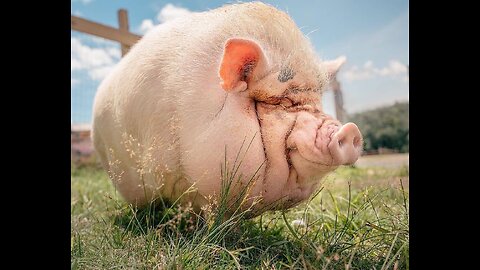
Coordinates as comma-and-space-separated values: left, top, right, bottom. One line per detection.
92, 2, 363, 217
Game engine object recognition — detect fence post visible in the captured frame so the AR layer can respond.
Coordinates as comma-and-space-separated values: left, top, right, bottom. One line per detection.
118, 9, 130, 56
332, 78, 345, 123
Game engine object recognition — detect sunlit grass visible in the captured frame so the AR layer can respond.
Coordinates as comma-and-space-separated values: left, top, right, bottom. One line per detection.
71, 162, 408, 269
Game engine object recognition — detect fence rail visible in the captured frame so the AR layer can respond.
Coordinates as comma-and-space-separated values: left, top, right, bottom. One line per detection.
71, 10, 142, 56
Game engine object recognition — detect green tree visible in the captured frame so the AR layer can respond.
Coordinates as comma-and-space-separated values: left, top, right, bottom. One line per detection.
347, 102, 409, 153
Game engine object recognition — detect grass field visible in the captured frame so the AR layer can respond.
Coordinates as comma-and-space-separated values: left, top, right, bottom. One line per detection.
71, 159, 409, 269
354, 154, 408, 169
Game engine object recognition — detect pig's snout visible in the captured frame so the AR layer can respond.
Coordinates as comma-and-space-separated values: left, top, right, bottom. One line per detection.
328, 123, 363, 165
287, 112, 363, 167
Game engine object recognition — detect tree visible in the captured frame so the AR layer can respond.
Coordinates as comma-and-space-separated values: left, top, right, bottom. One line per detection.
347, 102, 409, 153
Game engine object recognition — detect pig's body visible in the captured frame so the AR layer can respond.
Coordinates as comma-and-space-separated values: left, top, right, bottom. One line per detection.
92, 2, 363, 216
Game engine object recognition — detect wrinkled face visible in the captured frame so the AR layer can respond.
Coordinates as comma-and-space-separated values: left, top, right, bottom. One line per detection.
250, 67, 362, 211
219, 38, 363, 214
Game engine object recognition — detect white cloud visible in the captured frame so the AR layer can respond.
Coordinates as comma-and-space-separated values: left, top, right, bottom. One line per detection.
376, 60, 407, 76
139, 19, 155, 34
137, 4, 193, 34
89, 36, 116, 45
157, 3, 192, 23
71, 37, 121, 81
71, 78, 79, 86
89, 66, 115, 80
71, 58, 82, 71
342, 60, 408, 81
71, 37, 114, 68
106, 47, 121, 59
72, 10, 82, 16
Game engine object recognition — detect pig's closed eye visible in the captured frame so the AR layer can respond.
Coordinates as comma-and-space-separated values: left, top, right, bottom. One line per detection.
279, 97, 294, 107
263, 96, 294, 108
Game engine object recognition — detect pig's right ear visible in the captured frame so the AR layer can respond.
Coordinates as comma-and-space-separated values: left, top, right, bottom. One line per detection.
218, 38, 268, 92
324, 56, 347, 82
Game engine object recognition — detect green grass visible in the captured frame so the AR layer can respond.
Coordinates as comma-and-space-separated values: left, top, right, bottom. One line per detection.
71, 163, 409, 269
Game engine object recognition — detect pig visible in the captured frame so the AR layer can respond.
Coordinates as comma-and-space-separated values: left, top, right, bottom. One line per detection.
92, 2, 363, 217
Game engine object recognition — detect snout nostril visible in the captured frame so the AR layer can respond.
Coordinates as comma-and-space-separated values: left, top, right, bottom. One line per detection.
337, 135, 362, 150
353, 136, 361, 148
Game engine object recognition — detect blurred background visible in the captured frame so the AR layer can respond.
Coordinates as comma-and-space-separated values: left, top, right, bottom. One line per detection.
71, 0, 408, 165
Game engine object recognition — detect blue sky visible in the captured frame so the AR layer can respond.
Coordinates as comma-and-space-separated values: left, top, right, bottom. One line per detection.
71, 0, 408, 124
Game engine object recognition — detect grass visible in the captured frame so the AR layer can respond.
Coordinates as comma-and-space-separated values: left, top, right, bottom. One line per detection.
71, 162, 409, 269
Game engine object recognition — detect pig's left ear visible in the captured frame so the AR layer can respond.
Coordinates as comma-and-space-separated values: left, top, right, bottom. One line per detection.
219, 38, 268, 92
324, 55, 347, 82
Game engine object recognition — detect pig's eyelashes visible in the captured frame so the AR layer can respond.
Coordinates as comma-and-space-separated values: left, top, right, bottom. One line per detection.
261, 96, 295, 108
280, 97, 294, 107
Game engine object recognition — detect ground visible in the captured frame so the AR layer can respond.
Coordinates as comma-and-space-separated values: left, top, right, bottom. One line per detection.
71, 154, 409, 269
355, 153, 408, 169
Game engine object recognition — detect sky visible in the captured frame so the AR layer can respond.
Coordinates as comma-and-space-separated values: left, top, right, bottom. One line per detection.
71, 0, 408, 124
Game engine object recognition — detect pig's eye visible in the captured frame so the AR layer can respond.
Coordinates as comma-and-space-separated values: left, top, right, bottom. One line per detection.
263, 96, 294, 108
279, 97, 294, 107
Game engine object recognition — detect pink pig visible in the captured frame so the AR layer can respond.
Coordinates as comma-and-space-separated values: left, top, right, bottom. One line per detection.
92, 2, 363, 217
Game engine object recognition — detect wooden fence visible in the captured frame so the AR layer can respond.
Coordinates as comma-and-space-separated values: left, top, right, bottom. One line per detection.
71, 9, 142, 56
71, 9, 142, 134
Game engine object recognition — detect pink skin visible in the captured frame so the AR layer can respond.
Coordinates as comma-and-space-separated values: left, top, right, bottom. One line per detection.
288, 112, 363, 167
253, 104, 363, 213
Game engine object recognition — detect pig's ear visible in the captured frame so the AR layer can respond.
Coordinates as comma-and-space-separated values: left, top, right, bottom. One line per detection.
324, 55, 347, 81
219, 38, 268, 92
